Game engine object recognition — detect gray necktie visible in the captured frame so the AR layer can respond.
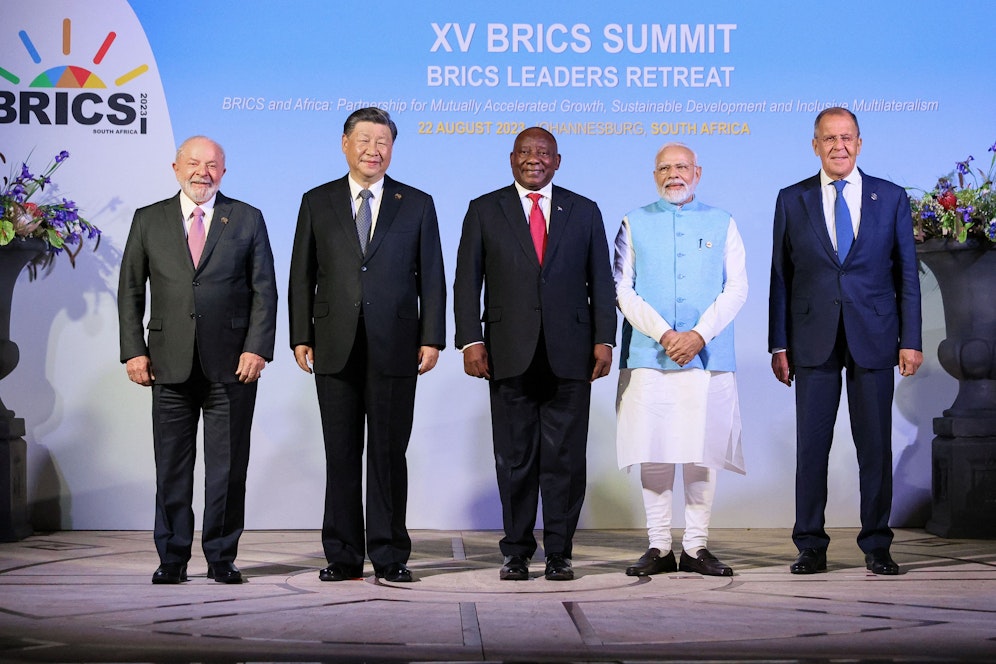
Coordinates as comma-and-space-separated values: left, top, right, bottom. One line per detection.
355, 189, 373, 253
832, 180, 853, 261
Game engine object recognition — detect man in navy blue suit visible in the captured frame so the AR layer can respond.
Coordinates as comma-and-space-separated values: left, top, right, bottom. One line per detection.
768, 107, 922, 576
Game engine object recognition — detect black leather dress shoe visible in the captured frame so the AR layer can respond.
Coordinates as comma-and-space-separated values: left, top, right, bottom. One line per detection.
319, 563, 363, 582
544, 554, 574, 581
151, 563, 188, 584
376, 563, 414, 582
790, 548, 827, 574
207, 561, 243, 584
625, 548, 677, 576
679, 549, 733, 577
864, 549, 900, 575
499, 555, 530, 581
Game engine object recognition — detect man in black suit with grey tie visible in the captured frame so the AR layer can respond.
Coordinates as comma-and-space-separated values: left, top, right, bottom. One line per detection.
289, 107, 446, 584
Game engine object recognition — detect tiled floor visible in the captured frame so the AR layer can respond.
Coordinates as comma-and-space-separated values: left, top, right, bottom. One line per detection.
1, 528, 994, 662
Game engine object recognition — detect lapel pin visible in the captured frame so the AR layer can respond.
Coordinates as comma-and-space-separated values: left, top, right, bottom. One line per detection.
395, 193, 402, 200
557, 206, 563, 212
870, 193, 878, 201
221, 217, 229, 224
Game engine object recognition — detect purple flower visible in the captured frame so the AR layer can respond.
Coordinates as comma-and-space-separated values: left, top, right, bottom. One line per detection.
956, 155, 974, 175
55, 150, 69, 163
989, 142, 996, 153
20, 163, 32, 180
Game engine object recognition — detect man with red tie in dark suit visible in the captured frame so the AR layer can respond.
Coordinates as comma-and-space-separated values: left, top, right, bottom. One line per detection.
288, 107, 446, 584
769, 108, 923, 576
454, 127, 616, 581
119, 136, 278, 585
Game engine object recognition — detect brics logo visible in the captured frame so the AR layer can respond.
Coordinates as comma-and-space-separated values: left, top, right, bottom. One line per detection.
0, 17, 150, 133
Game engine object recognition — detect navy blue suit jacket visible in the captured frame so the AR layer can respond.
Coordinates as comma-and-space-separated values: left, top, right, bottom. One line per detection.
768, 169, 921, 370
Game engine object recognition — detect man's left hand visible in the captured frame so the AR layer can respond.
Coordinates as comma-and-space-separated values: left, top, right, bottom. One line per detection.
236, 352, 266, 383
418, 346, 440, 375
590, 344, 612, 382
898, 348, 923, 377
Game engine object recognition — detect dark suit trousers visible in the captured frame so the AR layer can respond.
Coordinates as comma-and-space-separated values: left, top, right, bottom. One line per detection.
314, 319, 416, 572
151, 354, 256, 565
488, 336, 591, 560
793, 321, 895, 554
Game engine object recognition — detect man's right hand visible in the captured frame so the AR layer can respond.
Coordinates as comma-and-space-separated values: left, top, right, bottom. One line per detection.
771, 351, 793, 387
463, 343, 491, 380
125, 355, 155, 386
294, 345, 314, 374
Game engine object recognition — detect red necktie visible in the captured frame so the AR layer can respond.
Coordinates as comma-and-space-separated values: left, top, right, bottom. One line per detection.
188, 206, 205, 266
527, 192, 547, 265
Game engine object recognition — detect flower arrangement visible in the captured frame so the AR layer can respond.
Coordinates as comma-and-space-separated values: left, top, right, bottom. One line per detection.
1, 150, 101, 272
910, 142, 996, 245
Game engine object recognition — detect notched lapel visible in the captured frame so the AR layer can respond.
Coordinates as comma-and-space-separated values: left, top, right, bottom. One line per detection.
364, 177, 401, 258
196, 198, 232, 270
801, 181, 838, 262
545, 191, 572, 264
499, 187, 540, 267
327, 180, 363, 257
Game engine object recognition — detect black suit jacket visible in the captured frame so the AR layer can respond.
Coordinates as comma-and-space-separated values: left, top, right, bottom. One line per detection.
453, 184, 616, 381
118, 192, 278, 384
288, 175, 446, 375
768, 169, 922, 369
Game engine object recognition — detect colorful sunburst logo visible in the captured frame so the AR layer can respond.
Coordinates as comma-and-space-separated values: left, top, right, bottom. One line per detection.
0, 18, 148, 88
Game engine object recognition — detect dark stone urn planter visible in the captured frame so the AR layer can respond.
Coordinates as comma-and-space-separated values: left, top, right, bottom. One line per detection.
917, 238, 996, 538
0, 237, 46, 541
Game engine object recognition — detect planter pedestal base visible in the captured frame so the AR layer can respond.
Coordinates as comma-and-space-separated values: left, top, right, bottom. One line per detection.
926, 426, 996, 539
0, 417, 31, 542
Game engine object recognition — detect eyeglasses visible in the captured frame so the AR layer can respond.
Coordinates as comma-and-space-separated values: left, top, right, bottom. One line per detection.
817, 134, 857, 147
655, 163, 695, 176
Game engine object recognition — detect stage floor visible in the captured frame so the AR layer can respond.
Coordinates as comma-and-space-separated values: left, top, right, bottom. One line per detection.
0, 528, 994, 662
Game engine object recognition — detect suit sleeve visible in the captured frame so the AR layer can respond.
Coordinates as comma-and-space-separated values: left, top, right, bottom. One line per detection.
288, 193, 318, 349
416, 194, 447, 349
587, 202, 617, 346
453, 200, 486, 349
891, 188, 922, 351
242, 208, 278, 360
768, 189, 792, 352
118, 210, 150, 363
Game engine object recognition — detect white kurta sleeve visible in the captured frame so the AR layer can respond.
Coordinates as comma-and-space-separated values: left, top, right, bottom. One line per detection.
614, 216, 672, 344
691, 217, 748, 343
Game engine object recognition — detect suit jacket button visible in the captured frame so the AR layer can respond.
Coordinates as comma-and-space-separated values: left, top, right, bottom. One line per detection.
361, 266, 367, 271
189, 313, 195, 318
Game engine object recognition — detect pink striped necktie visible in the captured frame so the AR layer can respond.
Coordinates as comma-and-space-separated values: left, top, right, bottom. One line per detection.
188, 206, 205, 266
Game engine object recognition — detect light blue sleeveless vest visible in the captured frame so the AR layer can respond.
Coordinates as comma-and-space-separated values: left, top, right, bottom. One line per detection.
620, 199, 736, 372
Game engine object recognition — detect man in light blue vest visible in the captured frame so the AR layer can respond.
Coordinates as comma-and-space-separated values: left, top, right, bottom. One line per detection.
614, 142, 748, 577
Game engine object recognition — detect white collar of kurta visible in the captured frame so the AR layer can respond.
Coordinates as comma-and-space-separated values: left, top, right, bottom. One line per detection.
179, 191, 217, 220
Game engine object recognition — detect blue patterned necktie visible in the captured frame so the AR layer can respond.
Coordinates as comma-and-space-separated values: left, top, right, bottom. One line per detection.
355, 189, 373, 253
832, 180, 853, 261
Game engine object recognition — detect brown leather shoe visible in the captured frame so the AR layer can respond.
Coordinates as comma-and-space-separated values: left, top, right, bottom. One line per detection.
679, 548, 733, 576
625, 548, 677, 576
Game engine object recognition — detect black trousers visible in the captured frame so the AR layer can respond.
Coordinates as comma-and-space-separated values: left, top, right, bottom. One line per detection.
488, 337, 591, 559
315, 319, 417, 572
152, 354, 256, 565
792, 321, 895, 554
